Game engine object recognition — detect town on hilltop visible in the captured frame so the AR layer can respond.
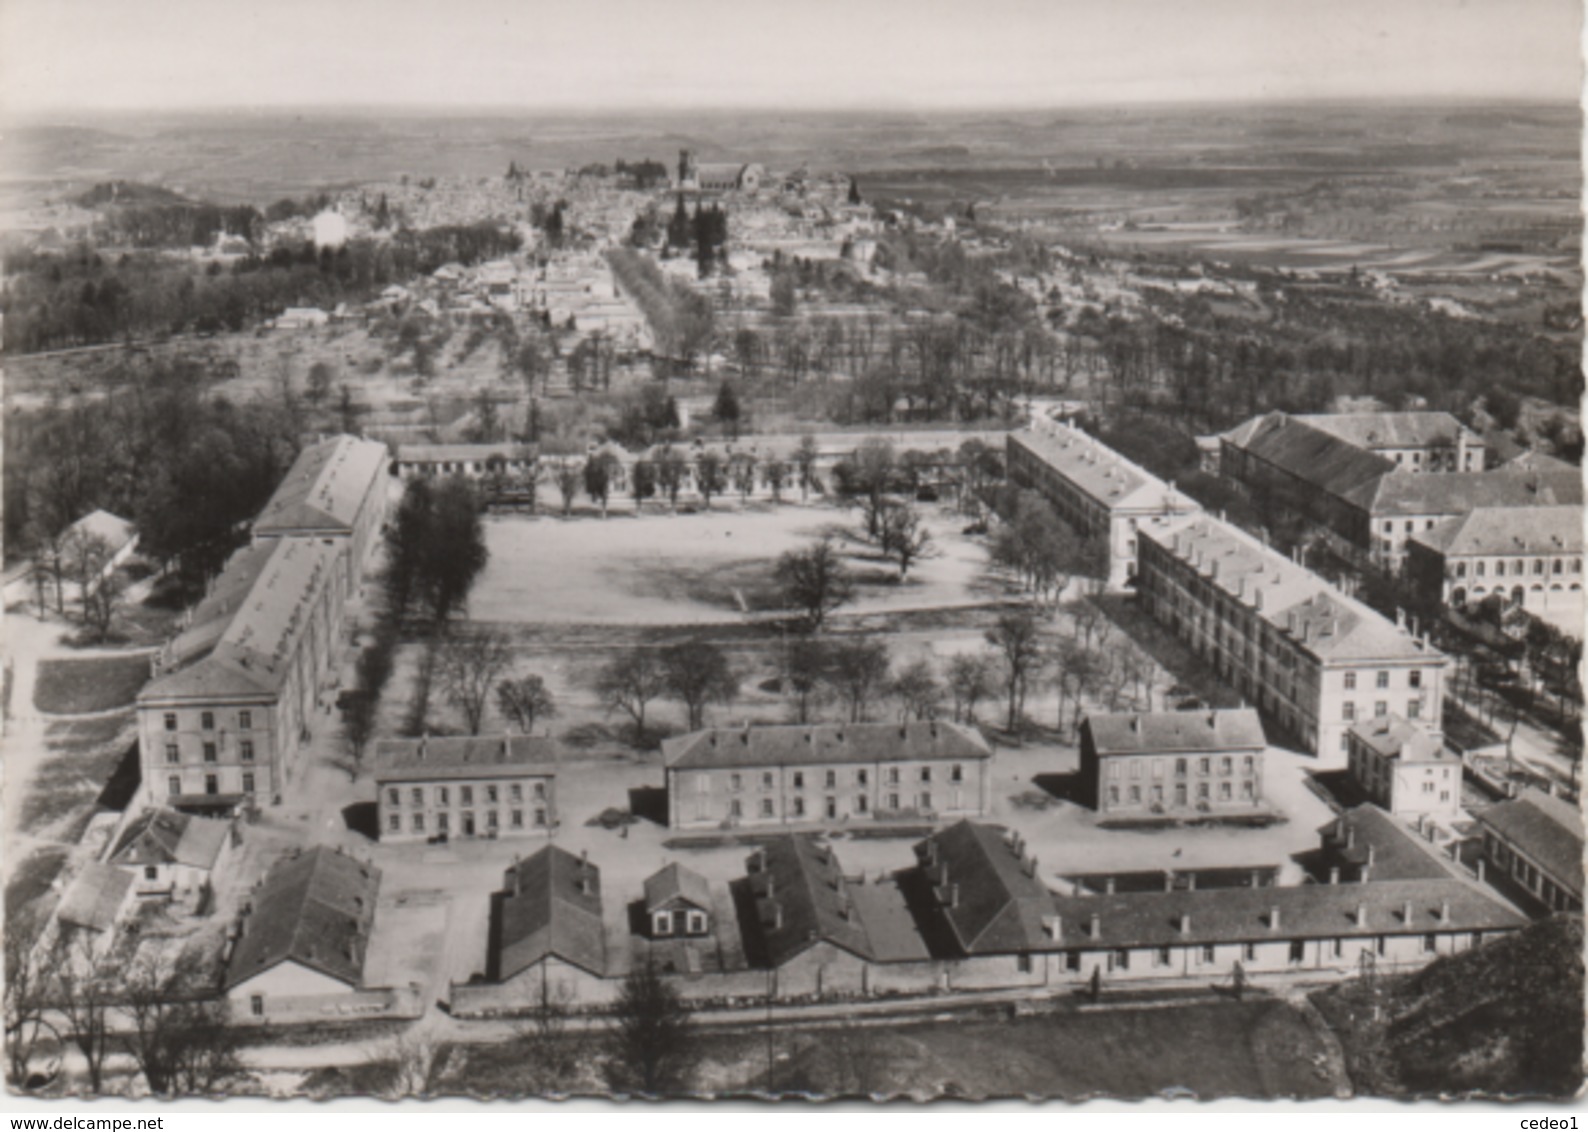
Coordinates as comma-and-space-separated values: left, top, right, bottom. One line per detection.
3, 107, 1582, 1101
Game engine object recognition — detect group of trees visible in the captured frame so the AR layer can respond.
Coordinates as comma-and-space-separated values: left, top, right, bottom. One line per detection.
3, 222, 521, 353
603, 248, 714, 369
664, 197, 730, 279
595, 639, 741, 743
989, 487, 1108, 603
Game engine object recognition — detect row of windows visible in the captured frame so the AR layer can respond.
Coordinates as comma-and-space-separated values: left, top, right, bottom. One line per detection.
394, 808, 547, 834
1456, 557, 1581, 579
1342, 670, 1422, 691
1342, 700, 1422, 723
1019, 933, 1454, 974
710, 765, 966, 793
1108, 780, 1256, 805
1106, 755, 1256, 780
164, 740, 255, 764
726, 792, 940, 818
388, 781, 547, 807
164, 709, 255, 732
167, 773, 255, 796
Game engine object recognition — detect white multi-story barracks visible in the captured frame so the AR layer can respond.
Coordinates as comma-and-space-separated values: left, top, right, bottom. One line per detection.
1345, 715, 1461, 822
251, 434, 391, 592
662, 721, 993, 830
1136, 514, 1447, 764
136, 537, 346, 809
1006, 417, 1201, 590
374, 735, 558, 843
1406, 504, 1583, 632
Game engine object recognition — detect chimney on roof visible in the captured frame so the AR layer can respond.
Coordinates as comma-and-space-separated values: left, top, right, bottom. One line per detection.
418, 734, 427, 761
1179, 912, 1191, 934
947, 883, 959, 909
1346, 826, 1356, 850
1105, 876, 1116, 895
1268, 906, 1281, 932
1439, 899, 1450, 925
1367, 844, 1376, 868
1402, 900, 1414, 925
1164, 871, 1175, 893
1023, 853, 1038, 878
772, 902, 784, 931
1088, 912, 1101, 939
1043, 914, 1062, 942
1329, 866, 1340, 886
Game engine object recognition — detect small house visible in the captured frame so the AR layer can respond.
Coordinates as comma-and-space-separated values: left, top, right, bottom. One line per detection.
109, 808, 233, 901
643, 863, 711, 939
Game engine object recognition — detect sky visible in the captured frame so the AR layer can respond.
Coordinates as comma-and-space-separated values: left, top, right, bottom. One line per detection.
0, 0, 1580, 116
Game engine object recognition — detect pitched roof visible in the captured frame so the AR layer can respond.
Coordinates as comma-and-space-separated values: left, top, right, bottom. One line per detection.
225, 847, 380, 990
1146, 515, 1441, 664
372, 735, 558, 783
1410, 505, 1582, 558
140, 537, 343, 701
1009, 421, 1200, 514
253, 435, 389, 536
663, 721, 990, 772
1047, 877, 1523, 949
1223, 412, 1396, 500
1347, 716, 1454, 763
746, 835, 873, 965
643, 863, 712, 913
915, 821, 1057, 955
1356, 468, 1583, 516
57, 862, 133, 933
1317, 804, 1464, 882
1298, 411, 1475, 452
110, 808, 230, 870
1477, 788, 1584, 893
497, 846, 607, 980
1502, 449, 1575, 474
1084, 708, 1266, 757
65, 509, 136, 550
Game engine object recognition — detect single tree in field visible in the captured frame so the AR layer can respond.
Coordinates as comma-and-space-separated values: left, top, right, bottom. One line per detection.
555, 459, 583, 518
764, 457, 790, 504
62, 529, 123, 642
713, 380, 742, 440
730, 452, 758, 503
436, 629, 514, 735
496, 674, 557, 735
603, 964, 698, 1096
595, 649, 668, 744
630, 459, 656, 513
774, 538, 855, 633
890, 658, 941, 722
987, 609, 1045, 733
584, 450, 619, 518
782, 636, 829, 723
695, 450, 725, 509
822, 636, 892, 723
794, 434, 820, 500
851, 437, 896, 539
660, 640, 740, 730
654, 445, 686, 511
878, 502, 933, 579
306, 361, 334, 407
947, 653, 994, 726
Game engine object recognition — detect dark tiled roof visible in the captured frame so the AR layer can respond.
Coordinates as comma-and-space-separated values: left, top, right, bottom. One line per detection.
226, 847, 381, 990
110, 808, 230, 870
1478, 788, 1585, 894
663, 721, 990, 771
1084, 708, 1266, 756
1226, 412, 1396, 500
1317, 805, 1462, 882
57, 863, 133, 933
643, 863, 711, 913
373, 735, 559, 783
915, 821, 1057, 956
1298, 411, 1473, 452
497, 846, 607, 979
746, 835, 873, 965
1009, 422, 1199, 514
253, 435, 389, 536
849, 877, 932, 962
1048, 877, 1523, 949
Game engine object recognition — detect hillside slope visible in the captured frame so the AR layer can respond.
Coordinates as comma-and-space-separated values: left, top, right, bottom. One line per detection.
1313, 915, 1584, 1098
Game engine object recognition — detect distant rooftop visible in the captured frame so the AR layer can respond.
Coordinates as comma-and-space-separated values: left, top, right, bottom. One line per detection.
1297, 411, 1475, 451
663, 721, 990, 772
1410, 505, 1582, 558
1348, 715, 1454, 763
1477, 787, 1584, 895
1011, 419, 1199, 514
253, 435, 389, 536
373, 735, 558, 783
1084, 708, 1267, 756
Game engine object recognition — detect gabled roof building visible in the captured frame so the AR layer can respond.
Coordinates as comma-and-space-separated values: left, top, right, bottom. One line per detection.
1079, 709, 1268, 817
374, 735, 558, 843
1476, 787, 1583, 914
493, 846, 608, 983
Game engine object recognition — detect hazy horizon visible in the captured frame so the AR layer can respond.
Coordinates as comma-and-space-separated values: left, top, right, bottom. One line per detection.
2, 0, 1579, 118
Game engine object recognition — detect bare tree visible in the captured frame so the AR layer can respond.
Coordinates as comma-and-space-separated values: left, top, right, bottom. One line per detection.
660, 640, 740, 731
122, 956, 248, 1097
878, 503, 933, 579
512, 978, 586, 1095
496, 674, 557, 735
695, 450, 726, 509
5, 908, 56, 1088
436, 629, 514, 735
782, 636, 829, 723
764, 457, 790, 504
595, 649, 668, 744
774, 538, 855, 633
987, 610, 1046, 732
53, 933, 116, 1094
794, 434, 820, 501
654, 445, 686, 511
380, 1029, 438, 1098
555, 459, 583, 518
62, 530, 123, 641
890, 658, 941, 722
947, 654, 995, 726
823, 636, 892, 723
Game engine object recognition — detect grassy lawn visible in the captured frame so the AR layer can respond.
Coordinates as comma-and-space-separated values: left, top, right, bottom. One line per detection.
19, 715, 137, 839
33, 654, 151, 714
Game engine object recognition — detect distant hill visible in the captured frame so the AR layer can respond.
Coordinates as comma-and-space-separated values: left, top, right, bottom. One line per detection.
1313, 915, 1584, 1098
74, 180, 193, 209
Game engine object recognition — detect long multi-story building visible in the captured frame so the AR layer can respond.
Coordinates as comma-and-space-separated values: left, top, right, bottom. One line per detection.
373, 735, 558, 842
136, 536, 346, 807
1405, 504, 1583, 629
1294, 411, 1486, 473
1345, 715, 1461, 821
251, 434, 391, 591
1136, 513, 1447, 763
661, 721, 993, 829
1006, 418, 1201, 590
